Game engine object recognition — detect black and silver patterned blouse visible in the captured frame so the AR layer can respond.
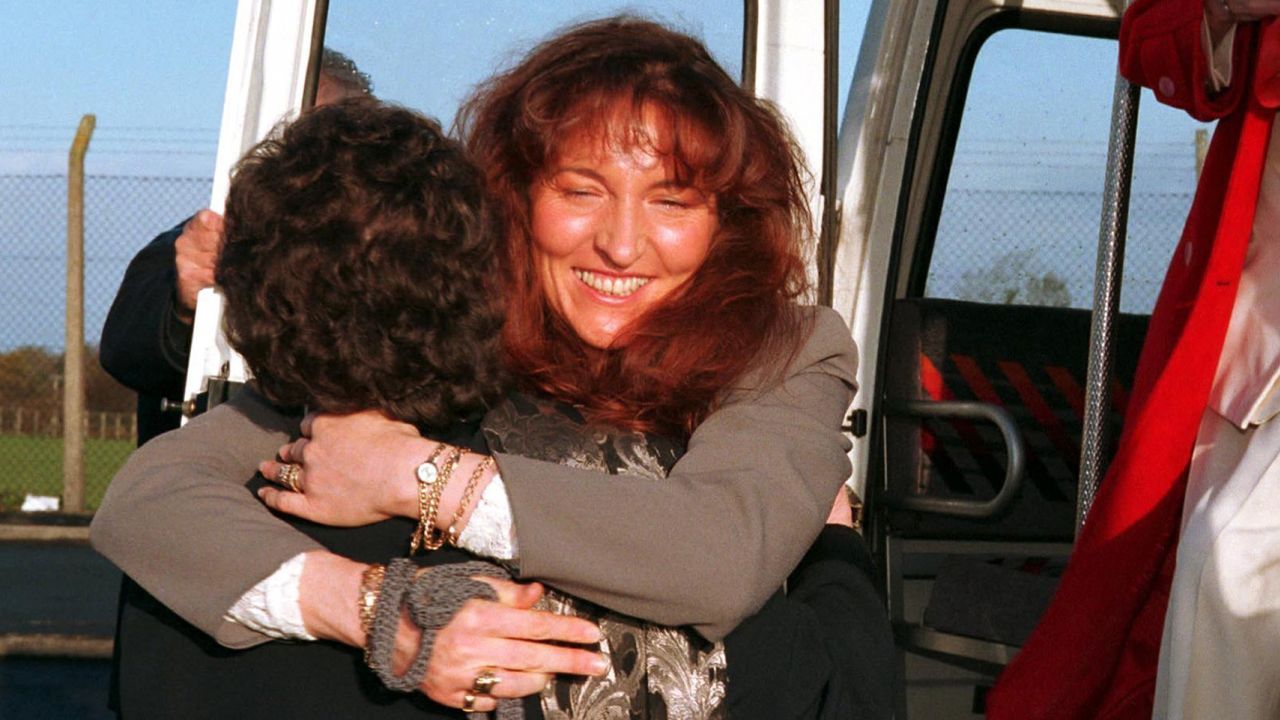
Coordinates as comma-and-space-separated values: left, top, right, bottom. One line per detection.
482, 393, 728, 720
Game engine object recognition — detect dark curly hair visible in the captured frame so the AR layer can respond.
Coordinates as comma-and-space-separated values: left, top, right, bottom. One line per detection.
217, 98, 507, 431
458, 16, 812, 437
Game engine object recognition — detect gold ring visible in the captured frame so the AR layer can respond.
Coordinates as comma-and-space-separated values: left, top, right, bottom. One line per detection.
462, 692, 477, 711
472, 668, 501, 695
277, 463, 302, 492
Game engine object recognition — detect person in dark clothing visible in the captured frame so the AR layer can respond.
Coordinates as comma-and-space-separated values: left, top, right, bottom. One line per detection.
110, 98, 520, 719
98, 48, 373, 447
96, 49, 377, 718
99, 220, 193, 444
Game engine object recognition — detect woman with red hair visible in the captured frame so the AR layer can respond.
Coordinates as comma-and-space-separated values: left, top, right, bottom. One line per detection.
94, 16, 890, 719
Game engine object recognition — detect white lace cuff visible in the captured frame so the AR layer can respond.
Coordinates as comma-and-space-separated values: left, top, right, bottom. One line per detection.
224, 552, 316, 641
455, 473, 520, 562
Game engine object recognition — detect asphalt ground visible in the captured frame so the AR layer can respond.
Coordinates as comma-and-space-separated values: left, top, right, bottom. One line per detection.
0, 540, 119, 718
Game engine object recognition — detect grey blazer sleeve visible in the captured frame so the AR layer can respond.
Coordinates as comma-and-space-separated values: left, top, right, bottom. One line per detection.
91, 307, 856, 648
499, 306, 858, 641
90, 389, 323, 649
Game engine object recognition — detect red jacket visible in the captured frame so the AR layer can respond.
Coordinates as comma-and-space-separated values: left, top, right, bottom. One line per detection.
987, 2, 1273, 718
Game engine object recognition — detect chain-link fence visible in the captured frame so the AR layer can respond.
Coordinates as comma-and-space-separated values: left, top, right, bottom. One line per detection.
926, 188, 1196, 316
0, 171, 1204, 511
0, 173, 211, 511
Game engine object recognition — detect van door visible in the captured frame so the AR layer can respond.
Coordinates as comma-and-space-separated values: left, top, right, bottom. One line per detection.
833, 1, 1212, 714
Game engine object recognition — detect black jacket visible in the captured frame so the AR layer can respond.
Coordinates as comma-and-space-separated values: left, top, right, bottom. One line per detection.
99, 221, 192, 446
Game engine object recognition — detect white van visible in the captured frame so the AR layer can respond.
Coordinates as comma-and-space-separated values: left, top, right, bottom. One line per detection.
188, 3, 1204, 716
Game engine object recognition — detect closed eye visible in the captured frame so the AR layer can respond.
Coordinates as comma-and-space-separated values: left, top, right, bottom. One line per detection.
651, 185, 712, 210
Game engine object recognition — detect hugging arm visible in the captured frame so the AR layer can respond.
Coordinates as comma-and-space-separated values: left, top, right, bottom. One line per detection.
784, 526, 894, 718
91, 388, 320, 648
93, 307, 856, 646
500, 306, 857, 639
721, 524, 894, 720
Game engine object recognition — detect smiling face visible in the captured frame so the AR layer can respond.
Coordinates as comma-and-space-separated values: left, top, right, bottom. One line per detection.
529, 117, 718, 349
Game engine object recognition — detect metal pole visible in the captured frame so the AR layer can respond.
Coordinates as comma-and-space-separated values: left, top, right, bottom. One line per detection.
741, 0, 759, 94
1077, 69, 1140, 535
64, 114, 94, 513
818, 0, 840, 306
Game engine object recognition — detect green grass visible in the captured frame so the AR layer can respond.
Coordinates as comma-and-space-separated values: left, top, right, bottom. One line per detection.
0, 433, 134, 511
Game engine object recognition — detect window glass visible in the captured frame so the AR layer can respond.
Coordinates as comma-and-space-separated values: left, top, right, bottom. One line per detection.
923, 28, 1205, 314
838, 0, 874, 125
321, 1, 745, 125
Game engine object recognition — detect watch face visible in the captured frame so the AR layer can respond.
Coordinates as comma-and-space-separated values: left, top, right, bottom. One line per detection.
416, 460, 440, 485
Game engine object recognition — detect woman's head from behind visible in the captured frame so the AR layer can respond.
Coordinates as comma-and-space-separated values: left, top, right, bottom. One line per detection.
218, 99, 506, 430
461, 16, 812, 436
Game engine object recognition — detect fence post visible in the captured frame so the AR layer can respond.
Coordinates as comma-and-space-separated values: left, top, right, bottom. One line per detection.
1195, 128, 1208, 181
64, 114, 95, 513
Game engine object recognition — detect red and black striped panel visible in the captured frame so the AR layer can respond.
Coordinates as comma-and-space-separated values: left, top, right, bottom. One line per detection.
884, 298, 1149, 540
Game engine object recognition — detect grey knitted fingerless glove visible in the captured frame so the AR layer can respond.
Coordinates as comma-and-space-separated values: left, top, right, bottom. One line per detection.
366, 558, 524, 720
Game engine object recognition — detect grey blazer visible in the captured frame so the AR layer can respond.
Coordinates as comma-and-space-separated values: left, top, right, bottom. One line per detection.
91, 306, 857, 649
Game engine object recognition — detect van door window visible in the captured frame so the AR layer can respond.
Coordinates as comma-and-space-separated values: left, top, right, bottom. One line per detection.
883, 25, 1210, 541
922, 28, 1207, 314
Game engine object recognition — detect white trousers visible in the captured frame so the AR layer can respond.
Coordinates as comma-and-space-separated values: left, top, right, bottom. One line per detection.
1153, 409, 1280, 720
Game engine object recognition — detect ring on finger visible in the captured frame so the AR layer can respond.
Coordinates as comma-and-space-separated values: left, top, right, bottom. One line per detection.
472, 668, 501, 695
277, 463, 303, 492
462, 692, 478, 712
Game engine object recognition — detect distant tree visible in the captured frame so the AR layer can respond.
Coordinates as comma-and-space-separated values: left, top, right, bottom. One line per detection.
0, 346, 60, 411
85, 345, 135, 412
955, 249, 1073, 308
0, 344, 133, 412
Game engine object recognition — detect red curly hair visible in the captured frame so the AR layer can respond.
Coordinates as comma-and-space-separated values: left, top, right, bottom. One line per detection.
458, 16, 812, 437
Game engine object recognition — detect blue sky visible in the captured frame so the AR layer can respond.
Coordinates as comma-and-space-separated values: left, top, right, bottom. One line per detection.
0, 2, 890, 175
0, 1, 232, 175
0, 1, 1209, 350
0, 1, 1201, 186
0, 1, 873, 177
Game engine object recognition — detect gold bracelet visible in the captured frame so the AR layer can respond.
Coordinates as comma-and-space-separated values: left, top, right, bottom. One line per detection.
359, 563, 387, 662
445, 455, 494, 546
410, 444, 448, 555
419, 446, 463, 552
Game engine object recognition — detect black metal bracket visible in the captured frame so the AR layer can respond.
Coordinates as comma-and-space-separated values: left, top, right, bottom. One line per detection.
843, 408, 869, 437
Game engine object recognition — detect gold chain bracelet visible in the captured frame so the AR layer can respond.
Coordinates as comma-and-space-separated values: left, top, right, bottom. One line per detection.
410, 444, 448, 554
446, 455, 495, 546
419, 446, 463, 552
